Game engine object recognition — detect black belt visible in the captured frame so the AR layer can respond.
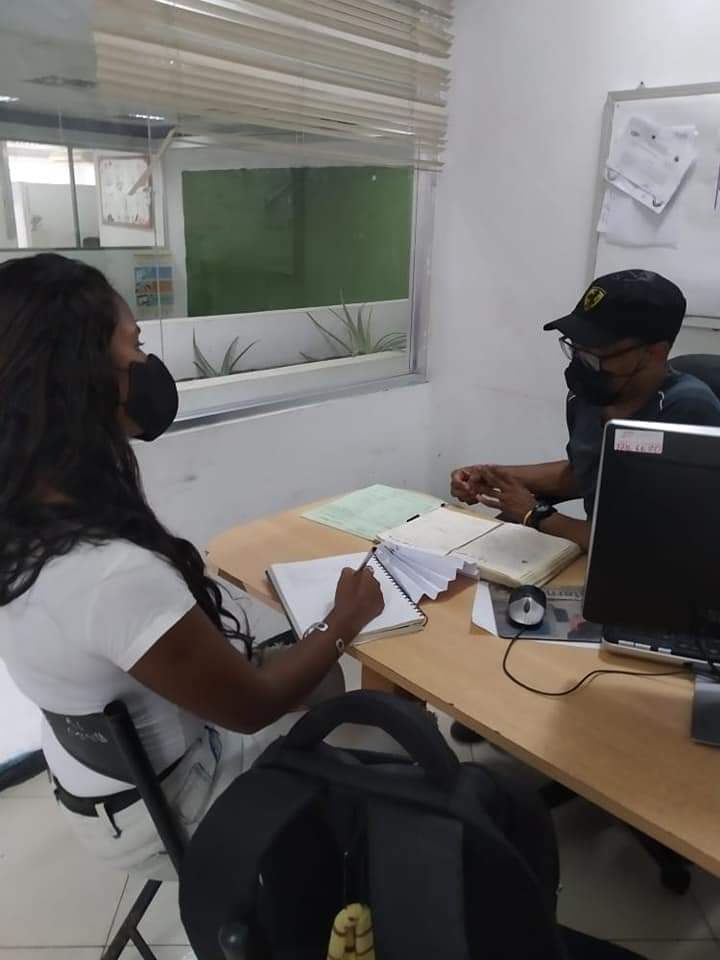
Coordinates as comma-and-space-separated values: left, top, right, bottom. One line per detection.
53, 753, 184, 819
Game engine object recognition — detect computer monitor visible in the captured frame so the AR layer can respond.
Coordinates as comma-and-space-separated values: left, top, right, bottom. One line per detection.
584, 419, 720, 646
584, 419, 720, 745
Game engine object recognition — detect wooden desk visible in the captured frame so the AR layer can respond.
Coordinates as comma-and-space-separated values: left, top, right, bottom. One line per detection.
209, 503, 720, 878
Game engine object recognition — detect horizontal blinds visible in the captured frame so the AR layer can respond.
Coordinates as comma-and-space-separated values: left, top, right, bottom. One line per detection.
93, 0, 453, 168
238, 0, 453, 56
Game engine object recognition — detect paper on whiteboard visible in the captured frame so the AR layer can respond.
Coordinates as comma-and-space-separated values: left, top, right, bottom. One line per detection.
606, 117, 697, 214
598, 186, 683, 247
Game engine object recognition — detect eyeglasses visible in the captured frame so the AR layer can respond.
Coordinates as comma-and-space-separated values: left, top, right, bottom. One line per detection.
559, 336, 642, 372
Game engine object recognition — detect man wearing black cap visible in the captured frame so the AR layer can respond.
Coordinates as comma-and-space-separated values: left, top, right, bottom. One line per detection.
451, 269, 720, 551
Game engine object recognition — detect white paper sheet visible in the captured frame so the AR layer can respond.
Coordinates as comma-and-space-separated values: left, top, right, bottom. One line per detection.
605, 116, 697, 213
380, 543, 467, 579
376, 548, 442, 602
597, 185, 683, 247
472, 582, 497, 634
376, 543, 466, 603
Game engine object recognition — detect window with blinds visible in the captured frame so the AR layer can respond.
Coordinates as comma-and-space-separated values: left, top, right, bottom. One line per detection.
0, 0, 453, 422
93, 0, 452, 169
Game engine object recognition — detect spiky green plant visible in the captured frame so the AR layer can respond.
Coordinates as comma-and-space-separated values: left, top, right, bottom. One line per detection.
301, 299, 407, 362
193, 331, 258, 379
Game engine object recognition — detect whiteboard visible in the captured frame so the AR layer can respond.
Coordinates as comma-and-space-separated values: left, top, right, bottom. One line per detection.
593, 84, 720, 328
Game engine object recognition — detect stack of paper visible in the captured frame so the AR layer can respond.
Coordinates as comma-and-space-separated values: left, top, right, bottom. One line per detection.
375, 543, 467, 603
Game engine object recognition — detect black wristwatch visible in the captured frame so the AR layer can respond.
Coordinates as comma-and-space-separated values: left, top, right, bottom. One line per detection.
524, 501, 557, 531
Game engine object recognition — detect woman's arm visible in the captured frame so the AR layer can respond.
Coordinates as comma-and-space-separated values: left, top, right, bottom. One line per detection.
130, 566, 382, 734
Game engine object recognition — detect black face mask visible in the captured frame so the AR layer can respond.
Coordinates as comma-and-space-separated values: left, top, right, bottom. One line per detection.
564, 357, 626, 407
124, 354, 179, 441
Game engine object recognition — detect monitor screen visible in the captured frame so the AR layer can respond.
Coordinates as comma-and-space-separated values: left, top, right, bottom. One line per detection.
584, 420, 720, 636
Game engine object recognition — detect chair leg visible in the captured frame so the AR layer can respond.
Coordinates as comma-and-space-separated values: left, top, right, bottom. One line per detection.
102, 879, 162, 960
129, 929, 159, 960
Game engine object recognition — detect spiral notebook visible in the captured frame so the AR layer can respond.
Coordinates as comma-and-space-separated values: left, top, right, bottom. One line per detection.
267, 552, 427, 644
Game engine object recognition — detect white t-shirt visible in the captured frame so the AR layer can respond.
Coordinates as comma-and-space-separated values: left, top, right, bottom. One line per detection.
0, 540, 199, 797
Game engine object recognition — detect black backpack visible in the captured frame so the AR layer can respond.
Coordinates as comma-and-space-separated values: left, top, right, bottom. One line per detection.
180, 692, 643, 960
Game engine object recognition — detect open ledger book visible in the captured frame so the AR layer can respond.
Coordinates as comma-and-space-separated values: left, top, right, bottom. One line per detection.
378, 507, 581, 594
267, 553, 427, 644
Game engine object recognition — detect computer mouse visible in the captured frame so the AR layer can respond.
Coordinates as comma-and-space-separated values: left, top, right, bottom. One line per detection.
507, 585, 547, 630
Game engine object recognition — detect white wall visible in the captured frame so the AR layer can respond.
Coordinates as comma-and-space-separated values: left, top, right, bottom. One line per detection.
425, 0, 720, 497
21, 183, 75, 248
135, 384, 431, 547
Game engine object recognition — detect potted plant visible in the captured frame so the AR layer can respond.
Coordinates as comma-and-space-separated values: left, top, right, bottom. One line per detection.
192, 331, 258, 379
301, 300, 407, 362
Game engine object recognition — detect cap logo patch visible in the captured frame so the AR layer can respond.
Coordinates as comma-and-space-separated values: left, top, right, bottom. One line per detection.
584, 286, 606, 311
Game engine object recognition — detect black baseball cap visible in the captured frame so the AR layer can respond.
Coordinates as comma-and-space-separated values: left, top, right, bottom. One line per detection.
543, 270, 686, 348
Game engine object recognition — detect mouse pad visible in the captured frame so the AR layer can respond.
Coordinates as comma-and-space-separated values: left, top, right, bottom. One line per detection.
490, 586, 602, 644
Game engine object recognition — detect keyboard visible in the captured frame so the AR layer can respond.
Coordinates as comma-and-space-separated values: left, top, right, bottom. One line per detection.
603, 624, 720, 665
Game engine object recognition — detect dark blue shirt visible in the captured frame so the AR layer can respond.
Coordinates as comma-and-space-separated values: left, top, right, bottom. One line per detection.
567, 368, 720, 517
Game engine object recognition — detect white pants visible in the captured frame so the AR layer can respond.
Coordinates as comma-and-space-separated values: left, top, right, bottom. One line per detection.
59, 716, 304, 880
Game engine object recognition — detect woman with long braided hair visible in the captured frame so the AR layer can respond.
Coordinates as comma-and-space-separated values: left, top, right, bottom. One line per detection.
0, 254, 383, 876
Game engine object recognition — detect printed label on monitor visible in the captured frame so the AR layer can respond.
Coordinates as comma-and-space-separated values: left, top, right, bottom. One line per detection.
614, 428, 664, 455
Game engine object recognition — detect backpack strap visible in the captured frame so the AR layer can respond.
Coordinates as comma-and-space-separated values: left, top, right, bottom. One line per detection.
283, 691, 460, 789
179, 768, 321, 960
367, 797, 472, 960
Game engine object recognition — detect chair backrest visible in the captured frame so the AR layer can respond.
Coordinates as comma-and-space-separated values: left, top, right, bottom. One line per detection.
43, 701, 185, 871
672, 354, 720, 400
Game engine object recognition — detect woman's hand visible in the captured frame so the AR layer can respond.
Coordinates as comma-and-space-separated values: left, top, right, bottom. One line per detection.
330, 566, 385, 640
477, 467, 537, 523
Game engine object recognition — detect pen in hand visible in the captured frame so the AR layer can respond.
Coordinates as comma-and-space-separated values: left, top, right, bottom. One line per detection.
356, 546, 376, 572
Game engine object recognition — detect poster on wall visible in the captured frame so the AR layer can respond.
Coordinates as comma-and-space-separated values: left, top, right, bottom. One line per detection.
98, 155, 153, 229
134, 261, 174, 320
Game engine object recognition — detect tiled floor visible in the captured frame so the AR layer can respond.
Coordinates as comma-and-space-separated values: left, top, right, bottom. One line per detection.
2, 743, 719, 960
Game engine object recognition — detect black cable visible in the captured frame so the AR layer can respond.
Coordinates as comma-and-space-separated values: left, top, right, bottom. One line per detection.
502, 634, 687, 697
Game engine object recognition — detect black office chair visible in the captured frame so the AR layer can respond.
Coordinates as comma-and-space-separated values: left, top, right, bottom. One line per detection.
42, 703, 187, 960
43, 704, 251, 960
671, 354, 720, 399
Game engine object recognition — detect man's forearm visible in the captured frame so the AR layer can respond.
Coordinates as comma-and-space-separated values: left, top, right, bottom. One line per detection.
505, 461, 581, 502
537, 512, 590, 551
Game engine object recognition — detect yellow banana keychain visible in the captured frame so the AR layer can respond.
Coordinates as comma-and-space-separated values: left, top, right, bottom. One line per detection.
326, 903, 375, 960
